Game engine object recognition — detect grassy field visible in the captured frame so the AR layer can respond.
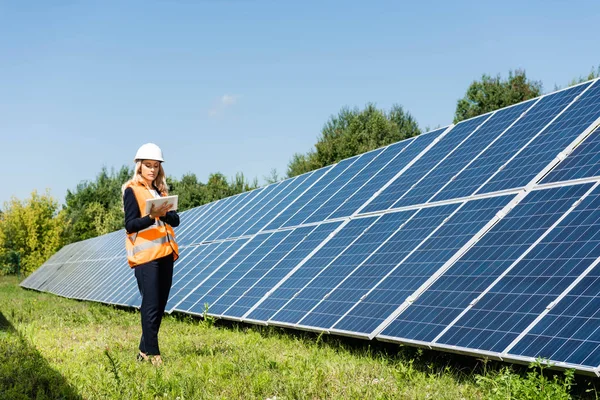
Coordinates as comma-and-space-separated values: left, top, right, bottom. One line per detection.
1, 275, 598, 399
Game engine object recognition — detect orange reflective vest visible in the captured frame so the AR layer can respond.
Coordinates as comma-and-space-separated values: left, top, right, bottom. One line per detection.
125, 183, 179, 268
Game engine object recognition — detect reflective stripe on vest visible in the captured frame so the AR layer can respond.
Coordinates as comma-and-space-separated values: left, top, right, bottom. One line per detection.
125, 182, 179, 268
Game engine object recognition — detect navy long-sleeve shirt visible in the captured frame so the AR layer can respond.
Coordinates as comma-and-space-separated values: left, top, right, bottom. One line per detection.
123, 187, 180, 234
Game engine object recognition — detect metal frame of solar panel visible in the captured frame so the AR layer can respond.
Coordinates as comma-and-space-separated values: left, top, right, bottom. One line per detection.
21, 77, 600, 375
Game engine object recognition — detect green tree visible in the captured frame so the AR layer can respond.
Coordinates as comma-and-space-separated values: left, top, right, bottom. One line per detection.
288, 103, 420, 177
168, 173, 207, 211
454, 69, 542, 123
62, 166, 132, 243
229, 172, 258, 195
0, 190, 68, 275
566, 65, 600, 87
263, 168, 281, 185
204, 173, 234, 203
287, 152, 319, 178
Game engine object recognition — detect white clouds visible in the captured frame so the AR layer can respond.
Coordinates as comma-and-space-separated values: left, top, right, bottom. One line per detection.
209, 94, 241, 117
221, 94, 239, 106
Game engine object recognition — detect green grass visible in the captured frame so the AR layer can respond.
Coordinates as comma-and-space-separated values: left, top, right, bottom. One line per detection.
1, 275, 598, 399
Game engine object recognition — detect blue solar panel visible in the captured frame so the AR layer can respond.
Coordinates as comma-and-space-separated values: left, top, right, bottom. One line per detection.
232, 222, 343, 320
191, 188, 265, 243
165, 243, 222, 309
176, 204, 215, 246
437, 183, 600, 353
178, 232, 277, 315
379, 183, 594, 343
328, 127, 446, 219
208, 226, 318, 316
285, 148, 384, 227
191, 230, 294, 316
57, 258, 106, 299
394, 100, 534, 207
247, 217, 379, 323
541, 126, 600, 184
510, 240, 600, 367
331, 197, 510, 336
432, 83, 592, 202
206, 181, 286, 241
480, 80, 600, 193
99, 258, 137, 305
224, 178, 298, 239
281, 210, 417, 329
75, 256, 122, 301
264, 158, 360, 231
305, 140, 413, 224
182, 194, 242, 244
243, 167, 331, 236
171, 238, 249, 312
362, 117, 487, 213
104, 259, 139, 305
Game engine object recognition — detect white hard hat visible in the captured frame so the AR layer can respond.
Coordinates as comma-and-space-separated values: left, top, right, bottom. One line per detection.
134, 143, 164, 162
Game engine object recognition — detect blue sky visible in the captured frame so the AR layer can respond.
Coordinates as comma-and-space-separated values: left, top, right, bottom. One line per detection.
1, 0, 598, 207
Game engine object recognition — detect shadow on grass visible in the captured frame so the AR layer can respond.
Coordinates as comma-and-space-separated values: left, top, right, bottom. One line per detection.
0, 312, 82, 400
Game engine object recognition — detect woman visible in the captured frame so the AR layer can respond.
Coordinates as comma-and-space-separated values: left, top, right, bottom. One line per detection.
122, 143, 180, 366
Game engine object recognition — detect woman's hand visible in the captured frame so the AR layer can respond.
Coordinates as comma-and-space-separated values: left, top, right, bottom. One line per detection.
149, 202, 173, 219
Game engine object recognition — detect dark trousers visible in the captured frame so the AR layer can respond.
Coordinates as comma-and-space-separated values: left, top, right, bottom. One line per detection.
134, 254, 174, 355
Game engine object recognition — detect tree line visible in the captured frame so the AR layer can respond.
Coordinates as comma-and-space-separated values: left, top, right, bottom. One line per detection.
1, 67, 598, 275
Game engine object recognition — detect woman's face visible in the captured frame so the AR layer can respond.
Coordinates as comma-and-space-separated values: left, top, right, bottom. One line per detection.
140, 160, 161, 184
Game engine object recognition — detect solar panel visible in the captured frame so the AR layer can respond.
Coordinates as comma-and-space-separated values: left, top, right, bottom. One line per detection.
509, 252, 600, 369
479, 80, 600, 193
379, 183, 594, 343
361, 117, 488, 213
206, 181, 285, 241
246, 217, 377, 323
435, 183, 600, 354
396, 100, 535, 207
281, 148, 385, 227
329, 127, 446, 219
243, 166, 331, 236
305, 140, 414, 223
233, 222, 343, 320
541, 126, 600, 184
330, 195, 513, 337
22, 77, 600, 374
433, 82, 592, 201
169, 238, 249, 312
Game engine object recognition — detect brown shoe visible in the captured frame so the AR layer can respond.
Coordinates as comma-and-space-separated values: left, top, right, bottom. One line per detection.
151, 355, 163, 366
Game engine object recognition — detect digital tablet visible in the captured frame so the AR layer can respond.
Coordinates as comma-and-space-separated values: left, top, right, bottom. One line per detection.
145, 195, 178, 215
